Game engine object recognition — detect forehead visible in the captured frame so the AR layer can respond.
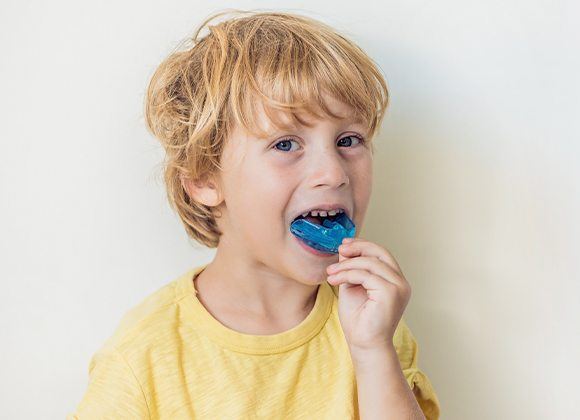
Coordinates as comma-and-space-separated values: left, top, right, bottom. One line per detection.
248, 92, 365, 138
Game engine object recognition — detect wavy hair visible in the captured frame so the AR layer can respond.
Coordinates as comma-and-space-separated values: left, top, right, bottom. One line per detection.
144, 9, 389, 248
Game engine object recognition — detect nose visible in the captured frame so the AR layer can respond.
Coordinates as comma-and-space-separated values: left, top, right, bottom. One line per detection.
308, 149, 350, 189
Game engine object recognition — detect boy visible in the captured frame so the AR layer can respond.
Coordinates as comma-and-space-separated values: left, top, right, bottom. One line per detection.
69, 9, 440, 419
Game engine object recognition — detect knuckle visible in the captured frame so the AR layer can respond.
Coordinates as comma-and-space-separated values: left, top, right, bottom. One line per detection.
384, 281, 398, 293
401, 283, 412, 298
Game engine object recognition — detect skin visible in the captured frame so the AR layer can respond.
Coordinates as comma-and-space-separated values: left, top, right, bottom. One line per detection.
184, 91, 425, 418
182, 91, 373, 332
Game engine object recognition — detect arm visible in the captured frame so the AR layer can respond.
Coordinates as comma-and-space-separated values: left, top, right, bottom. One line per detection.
351, 343, 426, 420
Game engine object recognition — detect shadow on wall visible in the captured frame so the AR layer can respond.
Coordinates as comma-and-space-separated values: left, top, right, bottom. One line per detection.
362, 47, 535, 419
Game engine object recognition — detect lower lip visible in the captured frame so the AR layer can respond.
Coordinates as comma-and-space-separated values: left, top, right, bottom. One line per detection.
293, 234, 336, 257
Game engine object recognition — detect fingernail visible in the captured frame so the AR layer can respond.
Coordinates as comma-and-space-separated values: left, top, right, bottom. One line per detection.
343, 237, 355, 243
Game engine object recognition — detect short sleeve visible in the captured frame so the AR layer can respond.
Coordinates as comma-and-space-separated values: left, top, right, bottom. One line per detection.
67, 346, 150, 420
393, 318, 441, 420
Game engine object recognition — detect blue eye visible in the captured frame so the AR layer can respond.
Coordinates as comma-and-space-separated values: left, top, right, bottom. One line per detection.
273, 135, 364, 152
337, 135, 364, 147
273, 139, 300, 152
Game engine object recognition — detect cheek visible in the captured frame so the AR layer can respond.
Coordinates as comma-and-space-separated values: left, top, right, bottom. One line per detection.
219, 144, 290, 240
351, 159, 373, 221
352, 155, 372, 189
239, 161, 290, 229
247, 156, 297, 199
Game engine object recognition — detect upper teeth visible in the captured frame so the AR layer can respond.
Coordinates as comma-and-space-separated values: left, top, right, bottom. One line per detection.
301, 208, 344, 218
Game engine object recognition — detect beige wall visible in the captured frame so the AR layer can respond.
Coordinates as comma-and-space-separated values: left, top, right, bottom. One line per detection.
1, 1, 578, 419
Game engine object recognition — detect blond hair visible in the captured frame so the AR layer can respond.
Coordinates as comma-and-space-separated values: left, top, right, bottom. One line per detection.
144, 9, 389, 248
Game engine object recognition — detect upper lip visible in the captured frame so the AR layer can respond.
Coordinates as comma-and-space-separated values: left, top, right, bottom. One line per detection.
290, 203, 352, 222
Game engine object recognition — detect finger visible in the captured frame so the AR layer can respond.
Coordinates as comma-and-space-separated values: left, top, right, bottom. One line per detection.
328, 268, 411, 303
327, 268, 395, 294
327, 256, 405, 288
338, 240, 402, 272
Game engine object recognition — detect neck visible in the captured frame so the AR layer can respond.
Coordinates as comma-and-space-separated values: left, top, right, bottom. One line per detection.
195, 243, 320, 324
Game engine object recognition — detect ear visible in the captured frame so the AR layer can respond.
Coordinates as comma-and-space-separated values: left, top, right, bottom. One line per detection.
180, 172, 224, 208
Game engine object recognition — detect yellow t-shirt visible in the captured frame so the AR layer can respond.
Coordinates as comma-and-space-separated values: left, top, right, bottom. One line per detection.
68, 263, 440, 419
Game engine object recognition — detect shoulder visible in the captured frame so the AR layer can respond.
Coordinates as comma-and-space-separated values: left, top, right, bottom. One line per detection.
100, 265, 205, 352
69, 265, 206, 419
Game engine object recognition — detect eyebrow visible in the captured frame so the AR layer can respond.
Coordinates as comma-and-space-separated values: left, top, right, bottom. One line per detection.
256, 111, 368, 139
262, 115, 366, 136
347, 115, 364, 125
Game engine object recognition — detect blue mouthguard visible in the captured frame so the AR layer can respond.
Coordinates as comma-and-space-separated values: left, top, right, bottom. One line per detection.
290, 212, 356, 254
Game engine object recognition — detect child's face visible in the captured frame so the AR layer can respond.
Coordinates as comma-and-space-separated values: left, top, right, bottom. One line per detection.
213, 92, 373, 284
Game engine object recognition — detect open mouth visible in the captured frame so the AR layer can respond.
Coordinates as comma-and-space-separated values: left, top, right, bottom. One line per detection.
289, 209, 356, 254
292, 212, 343, 226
